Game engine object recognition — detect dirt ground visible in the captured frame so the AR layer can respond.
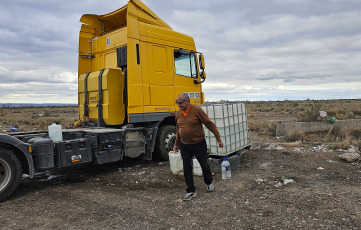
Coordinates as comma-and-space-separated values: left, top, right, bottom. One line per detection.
1, 146, 361, 229
1, 102, 361, 229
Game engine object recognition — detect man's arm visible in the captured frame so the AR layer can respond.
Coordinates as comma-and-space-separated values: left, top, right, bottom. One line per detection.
197, 108, 224, 147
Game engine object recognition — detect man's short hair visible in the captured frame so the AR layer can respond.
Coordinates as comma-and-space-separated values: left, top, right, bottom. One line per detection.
183, 93, 190, 101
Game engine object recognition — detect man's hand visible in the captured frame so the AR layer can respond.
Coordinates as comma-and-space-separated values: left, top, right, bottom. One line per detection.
218, 140, 224, 148
173, 145, 179, 152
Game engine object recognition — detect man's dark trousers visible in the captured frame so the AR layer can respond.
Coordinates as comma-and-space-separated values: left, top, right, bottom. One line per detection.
180, 139, 213, 193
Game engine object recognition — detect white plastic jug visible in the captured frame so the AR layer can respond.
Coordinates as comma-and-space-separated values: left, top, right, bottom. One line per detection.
193, 158, 202, 176
168, 151, 183, 174
48, 123, 63, 142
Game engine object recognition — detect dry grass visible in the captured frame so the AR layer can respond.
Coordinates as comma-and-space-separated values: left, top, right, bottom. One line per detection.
284, 131, 305, 142
246, 99, 361, 150
0, 106, 78, 132
246, 99, 361, 122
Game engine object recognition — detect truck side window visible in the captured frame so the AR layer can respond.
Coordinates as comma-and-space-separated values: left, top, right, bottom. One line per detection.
174, 50, 197, 78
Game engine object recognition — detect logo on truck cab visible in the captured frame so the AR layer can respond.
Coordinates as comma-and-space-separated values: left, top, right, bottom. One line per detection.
106, 37, 111, 46
90, 95, 98, 102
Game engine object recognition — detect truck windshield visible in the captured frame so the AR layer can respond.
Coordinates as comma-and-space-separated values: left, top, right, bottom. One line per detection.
174, 50, 197, 78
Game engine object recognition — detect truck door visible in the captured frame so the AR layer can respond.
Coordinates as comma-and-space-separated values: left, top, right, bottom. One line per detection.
148, 44, 174, 106
173, 49, 202, 105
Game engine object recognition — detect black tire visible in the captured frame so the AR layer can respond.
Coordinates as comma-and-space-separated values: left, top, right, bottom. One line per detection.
154, 125, 176, 161
0, 148, 22, 202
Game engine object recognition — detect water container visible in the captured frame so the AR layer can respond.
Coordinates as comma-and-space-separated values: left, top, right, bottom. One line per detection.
201, 103, 249, 156
48, 123, 63, 142
193, 158, 202, 176
169, 151, 183, 174
221, 157, 231, 179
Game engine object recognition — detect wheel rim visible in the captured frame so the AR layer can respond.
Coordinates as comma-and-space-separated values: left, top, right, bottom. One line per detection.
164, 132, 176, 152
0, 158, 12, 191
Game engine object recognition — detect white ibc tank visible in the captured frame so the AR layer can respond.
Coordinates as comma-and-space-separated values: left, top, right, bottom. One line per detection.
201, 103, 249, 156
169, 151, 183, 174
48, 123, 63, 142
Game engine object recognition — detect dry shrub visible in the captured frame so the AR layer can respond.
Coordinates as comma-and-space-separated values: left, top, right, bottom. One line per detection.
247, 109, 255, 118
324, 128, 361, 150
352, 110, 361, 116
248, 121, 274, 135
349, 129, 361, 140
355, 140, 361, 150
291, 102, 299, 107
37, 121, 48, 130
298, 104, 320, 122
325, 126, 345, 141
284, 131, 304, 142
330, 141, 351, 150
327, 110, 336, 117
44, 110, 52, 117
327, 108, 355, 119
248, 120, 262, 132
268, 123, 276, 136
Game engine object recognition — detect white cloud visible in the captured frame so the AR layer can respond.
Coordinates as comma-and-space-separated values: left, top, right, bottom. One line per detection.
0, 0, 360, 103
0, 82, 77, 103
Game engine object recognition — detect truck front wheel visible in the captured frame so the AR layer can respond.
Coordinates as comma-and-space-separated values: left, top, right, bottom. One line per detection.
154, 125, 176, 161
0, 148, 22, 202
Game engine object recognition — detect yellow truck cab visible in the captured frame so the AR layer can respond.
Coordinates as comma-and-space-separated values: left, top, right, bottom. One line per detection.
77, 0, 206, 160
0, 0, 209, 202
78, 0, 205, 125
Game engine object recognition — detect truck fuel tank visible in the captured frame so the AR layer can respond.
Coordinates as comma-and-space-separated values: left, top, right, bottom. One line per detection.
78, 69, 125, 126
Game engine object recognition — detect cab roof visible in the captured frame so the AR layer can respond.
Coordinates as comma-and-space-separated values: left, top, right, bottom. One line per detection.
80, 0, 172, 33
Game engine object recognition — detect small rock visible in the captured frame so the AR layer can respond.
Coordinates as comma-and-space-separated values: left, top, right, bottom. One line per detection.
282, 177, 294, 185
274, 182, 283, 188
338, 152, 360, 163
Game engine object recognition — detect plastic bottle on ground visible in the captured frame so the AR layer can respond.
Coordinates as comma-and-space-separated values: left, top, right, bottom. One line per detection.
221, 157, 231, 179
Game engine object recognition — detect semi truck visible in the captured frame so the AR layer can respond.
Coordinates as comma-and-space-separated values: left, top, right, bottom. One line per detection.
0, 0, 208, 202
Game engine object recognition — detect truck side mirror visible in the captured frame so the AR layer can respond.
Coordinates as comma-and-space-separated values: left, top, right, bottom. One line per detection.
201, 70, 206, 80
199, 54, 205, 70
194, 70, 206, 84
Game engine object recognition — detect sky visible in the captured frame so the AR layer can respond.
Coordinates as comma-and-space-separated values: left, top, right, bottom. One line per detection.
0, 0, 360, 103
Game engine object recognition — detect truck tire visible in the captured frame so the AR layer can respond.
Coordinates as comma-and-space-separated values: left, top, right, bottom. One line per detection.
154, 125, 176, 161
0, 148, 22, 202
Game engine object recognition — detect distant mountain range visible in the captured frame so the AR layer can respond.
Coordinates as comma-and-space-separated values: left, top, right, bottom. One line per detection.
0, 103, 77, 107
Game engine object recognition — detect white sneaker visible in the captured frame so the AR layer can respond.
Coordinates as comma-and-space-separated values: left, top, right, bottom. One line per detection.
183, 192, 196, 201
207, 183, 215, 192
